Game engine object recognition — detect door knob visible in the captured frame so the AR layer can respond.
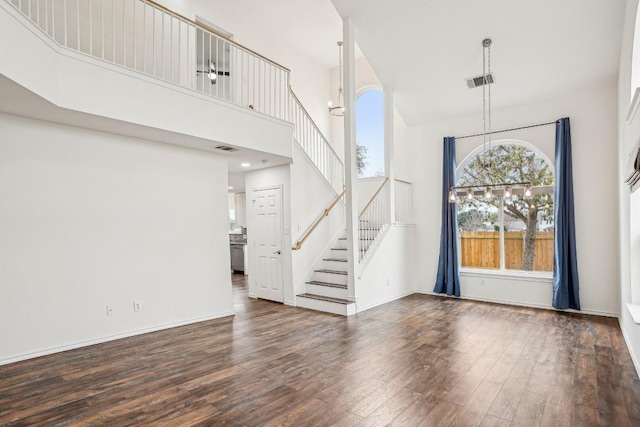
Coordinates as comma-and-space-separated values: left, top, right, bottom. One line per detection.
274, 250, 281, 255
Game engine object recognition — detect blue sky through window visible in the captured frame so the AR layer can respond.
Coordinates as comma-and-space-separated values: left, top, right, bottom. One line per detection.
356, 90, 384, 178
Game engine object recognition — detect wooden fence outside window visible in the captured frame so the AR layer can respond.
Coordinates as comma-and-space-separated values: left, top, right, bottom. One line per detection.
459, 231, 554, 271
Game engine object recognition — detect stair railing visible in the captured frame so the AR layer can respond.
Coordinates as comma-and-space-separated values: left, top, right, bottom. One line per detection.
358, 177, 390, 261
292, 188, 345, 250
288, 90, 344, 195
6, 0, 291, 121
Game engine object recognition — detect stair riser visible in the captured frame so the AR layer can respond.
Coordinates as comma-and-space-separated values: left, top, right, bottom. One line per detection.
330, 248, 347, 257
296, 296, 355, 316
306, 283, 348, 299
335, 239, 348, 249
312, 271, 348, 285
322, 260, 348, 271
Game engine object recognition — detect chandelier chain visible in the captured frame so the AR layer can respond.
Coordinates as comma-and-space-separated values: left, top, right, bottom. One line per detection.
482, 44, 487, 166
338, 41, 344, 99
488, 40, 492, 155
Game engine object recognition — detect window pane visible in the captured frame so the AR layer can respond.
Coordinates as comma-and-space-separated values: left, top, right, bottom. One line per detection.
355, 90, 384, 178
503, 193, 554, 272
458, 199, 500, 270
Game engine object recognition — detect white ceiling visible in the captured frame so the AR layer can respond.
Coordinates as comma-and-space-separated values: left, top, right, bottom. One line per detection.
328, 0, 626, 125
257, 0, 625, 126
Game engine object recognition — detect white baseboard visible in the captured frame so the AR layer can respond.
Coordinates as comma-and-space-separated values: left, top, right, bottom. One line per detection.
413, 290, 618, 318
619, 319, 640, 378
356, 290, 415, 313
0, 311, 234, 366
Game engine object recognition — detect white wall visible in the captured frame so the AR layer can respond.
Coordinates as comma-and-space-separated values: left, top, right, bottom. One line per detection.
412, 81, 620, 316
0, 113, 233, 365
245, 165, 294, 304
356, 225, 417, 311
290, 144, 346, 296
618, 0, 640, 375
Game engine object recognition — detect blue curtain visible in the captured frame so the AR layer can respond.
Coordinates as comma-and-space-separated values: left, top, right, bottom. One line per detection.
434, 137, 461, 297
553, 118, 580, 310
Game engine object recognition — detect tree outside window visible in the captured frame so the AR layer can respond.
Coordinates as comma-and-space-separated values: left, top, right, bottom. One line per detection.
457, 144, 554, 272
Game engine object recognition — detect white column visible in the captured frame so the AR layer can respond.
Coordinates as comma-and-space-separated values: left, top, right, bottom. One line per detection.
384, 85, 395, 223
343, 18, 358, 303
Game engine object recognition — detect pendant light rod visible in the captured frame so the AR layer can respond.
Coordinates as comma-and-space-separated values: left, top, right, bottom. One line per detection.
328, 41, 345, 116
455, 120, 558, 140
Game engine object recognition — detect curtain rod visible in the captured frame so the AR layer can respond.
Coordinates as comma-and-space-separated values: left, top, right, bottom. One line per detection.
455, 120, 558, 140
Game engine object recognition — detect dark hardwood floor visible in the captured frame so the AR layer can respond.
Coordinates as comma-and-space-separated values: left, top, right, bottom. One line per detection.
1, 274, 639, 426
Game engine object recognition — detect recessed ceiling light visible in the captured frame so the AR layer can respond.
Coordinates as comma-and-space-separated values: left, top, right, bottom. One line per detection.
241, 163, 251, 168
228, 186, 233, 190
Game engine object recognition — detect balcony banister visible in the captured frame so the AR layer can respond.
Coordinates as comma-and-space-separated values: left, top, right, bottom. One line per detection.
145, 0, 290, 73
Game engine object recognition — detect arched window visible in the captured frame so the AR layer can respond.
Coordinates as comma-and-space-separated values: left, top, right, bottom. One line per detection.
355, 89, 384, 178
456, 142, 554, 273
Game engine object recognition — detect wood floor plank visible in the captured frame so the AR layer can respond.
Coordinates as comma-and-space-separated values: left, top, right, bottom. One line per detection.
1, 276, 639, 426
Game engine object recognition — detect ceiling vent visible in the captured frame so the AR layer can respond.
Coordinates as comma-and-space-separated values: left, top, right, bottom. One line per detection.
466, 73, 494, 89
215, 145, 238, 152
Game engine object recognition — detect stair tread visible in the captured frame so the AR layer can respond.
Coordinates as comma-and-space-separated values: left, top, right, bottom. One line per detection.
298, 294, 352, 305
323, 258, 347, 262
314, 269, 348, 275
306, 281, 347, 289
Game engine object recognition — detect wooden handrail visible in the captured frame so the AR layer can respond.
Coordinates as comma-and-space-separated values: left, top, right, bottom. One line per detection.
394, 178, 412, 185
292, 188, 346, 250
145, 0, 290, 72
359, 177, 389, 218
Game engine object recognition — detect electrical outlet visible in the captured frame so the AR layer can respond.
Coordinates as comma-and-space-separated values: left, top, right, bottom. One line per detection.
386, 278, 391, 287
133, 301, 142, 312
481, 279, 485, 286
106, 305, 114, 316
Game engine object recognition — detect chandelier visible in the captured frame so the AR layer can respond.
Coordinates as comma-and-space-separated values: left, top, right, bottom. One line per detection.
449, 39, 532, 203
328, 41, 345, 116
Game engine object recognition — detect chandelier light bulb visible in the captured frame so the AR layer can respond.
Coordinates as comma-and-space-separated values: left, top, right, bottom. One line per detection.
524, 185, 532, 198
504, 186, 512, 199
466, 189, 474, 200
449, 188, 457, 203
484, 187, 493, 200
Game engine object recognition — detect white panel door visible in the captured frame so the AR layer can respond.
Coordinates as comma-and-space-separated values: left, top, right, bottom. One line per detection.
252, 187, 284, 302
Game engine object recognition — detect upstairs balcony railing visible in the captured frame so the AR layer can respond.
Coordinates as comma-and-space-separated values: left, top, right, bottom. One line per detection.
8, 0, 291, 120
6, 0, 344, 195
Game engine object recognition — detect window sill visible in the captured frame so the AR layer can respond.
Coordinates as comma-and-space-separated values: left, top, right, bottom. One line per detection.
460, 268, 553, 283
626, 303, 640, 325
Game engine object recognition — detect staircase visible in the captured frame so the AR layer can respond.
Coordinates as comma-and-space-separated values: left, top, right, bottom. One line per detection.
295, 218, 383, 316
296, 236, 355, 315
